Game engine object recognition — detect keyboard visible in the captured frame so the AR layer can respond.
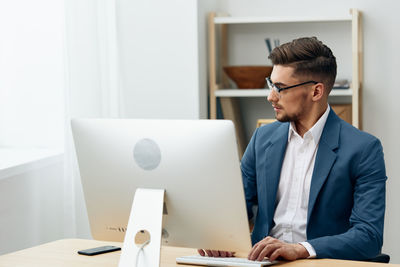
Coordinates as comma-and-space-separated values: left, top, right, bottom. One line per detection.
176, 255, 275, 267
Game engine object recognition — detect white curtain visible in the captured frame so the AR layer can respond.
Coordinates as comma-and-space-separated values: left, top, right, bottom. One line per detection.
63, 0, 123, 238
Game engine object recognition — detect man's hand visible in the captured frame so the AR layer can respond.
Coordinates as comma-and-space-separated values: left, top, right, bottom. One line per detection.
197, 249, 235, 257
248, 236, 309, 262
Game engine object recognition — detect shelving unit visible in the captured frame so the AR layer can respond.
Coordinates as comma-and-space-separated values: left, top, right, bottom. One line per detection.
213, 16, 353, 24
208, 9, 362, 157
214, 89, 353, 98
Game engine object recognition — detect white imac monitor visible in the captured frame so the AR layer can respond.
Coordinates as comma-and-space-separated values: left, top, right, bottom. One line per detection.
71, 119, 252, 253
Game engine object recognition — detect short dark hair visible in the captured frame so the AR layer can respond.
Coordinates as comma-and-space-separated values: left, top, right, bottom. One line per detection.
269, 37, 337, 92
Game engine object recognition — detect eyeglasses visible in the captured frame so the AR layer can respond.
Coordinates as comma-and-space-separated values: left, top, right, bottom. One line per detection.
266, 77, 319, 96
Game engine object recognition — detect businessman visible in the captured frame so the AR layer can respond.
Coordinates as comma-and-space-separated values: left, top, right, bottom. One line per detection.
199, 37, 387, 262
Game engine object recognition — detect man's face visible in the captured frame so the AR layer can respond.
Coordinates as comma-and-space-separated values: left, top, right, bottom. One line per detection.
267, 65, 313, 123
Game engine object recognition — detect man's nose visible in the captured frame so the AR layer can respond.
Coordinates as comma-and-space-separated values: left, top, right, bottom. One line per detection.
267, 89, 279, 103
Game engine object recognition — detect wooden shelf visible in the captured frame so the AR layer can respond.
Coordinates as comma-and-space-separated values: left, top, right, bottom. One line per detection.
214, 15, 352, 24
215, 89, 353, 97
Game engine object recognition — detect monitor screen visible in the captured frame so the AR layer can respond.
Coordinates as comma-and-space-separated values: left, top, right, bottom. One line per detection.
71, 119, 252, 252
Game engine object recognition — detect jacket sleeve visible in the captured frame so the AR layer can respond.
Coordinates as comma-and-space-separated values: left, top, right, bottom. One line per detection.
241, 128, 259, 221
308, 138, 387, 260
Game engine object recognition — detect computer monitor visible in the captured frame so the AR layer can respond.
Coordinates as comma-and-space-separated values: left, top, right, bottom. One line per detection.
71, 119, 252, 253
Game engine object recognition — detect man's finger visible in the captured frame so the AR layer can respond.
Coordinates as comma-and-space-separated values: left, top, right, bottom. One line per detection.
248, 241, 263, 259
211, 250, 220, 257
269, 248, 282, 262
257, 243, 280, 261
248, 242, 267, 261
205, 250, 213, 257
247, 245, 257, 260
197, 249, 205, 256
219, 251, 226, 257
249, 237, 283, 260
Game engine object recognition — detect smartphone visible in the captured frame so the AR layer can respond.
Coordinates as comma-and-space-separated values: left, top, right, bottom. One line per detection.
77, 245, 121, 256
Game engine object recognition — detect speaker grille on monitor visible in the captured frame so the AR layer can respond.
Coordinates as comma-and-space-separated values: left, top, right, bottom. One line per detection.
133, 138, 161, 171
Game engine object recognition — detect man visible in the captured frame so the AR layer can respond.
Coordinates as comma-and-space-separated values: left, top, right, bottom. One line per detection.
242, 37, 387, 261
199, 37, 386, 262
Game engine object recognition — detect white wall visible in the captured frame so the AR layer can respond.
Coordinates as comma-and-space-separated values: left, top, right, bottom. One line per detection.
217, 0, 400, 263
117, 0, 218, 119
198, 1, 224, 119
0, 0, 69, 255
0, 159, 64, 255
0, 0, 65, 149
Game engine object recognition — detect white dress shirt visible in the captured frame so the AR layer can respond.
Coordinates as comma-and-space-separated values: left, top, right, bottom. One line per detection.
269, 105, 330, 258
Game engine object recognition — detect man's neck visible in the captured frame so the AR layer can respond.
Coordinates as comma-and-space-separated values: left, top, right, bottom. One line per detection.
294, 104, 328, 137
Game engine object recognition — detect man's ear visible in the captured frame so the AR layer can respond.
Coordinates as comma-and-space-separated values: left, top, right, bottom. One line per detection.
312, 82, 325, 101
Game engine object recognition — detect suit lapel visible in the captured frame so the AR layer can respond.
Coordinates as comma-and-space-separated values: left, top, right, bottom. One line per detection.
265, 123, 289, 223
307, 110, 341, 222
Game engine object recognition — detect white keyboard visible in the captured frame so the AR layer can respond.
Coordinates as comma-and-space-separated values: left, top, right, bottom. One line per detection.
176, 255, 275, 267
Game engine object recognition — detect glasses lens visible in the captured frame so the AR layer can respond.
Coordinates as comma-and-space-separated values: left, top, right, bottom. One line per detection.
266, 78, 280, 96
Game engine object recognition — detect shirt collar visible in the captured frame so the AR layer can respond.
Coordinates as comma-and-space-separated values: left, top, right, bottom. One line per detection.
288, 105, 330, 144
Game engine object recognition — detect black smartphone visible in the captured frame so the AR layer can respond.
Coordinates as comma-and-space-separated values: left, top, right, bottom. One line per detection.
77, 245, 121, 256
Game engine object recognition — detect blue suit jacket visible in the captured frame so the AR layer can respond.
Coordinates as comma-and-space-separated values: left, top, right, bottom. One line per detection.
241, 110, 387, 260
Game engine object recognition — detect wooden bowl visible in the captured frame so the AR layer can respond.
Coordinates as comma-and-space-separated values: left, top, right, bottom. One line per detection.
223, 66, 273, 89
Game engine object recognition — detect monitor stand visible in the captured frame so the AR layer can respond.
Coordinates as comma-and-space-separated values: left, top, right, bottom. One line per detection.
118, 188, 165, 267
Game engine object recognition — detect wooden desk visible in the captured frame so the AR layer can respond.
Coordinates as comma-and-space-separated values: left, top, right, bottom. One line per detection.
0, 239, 397, 267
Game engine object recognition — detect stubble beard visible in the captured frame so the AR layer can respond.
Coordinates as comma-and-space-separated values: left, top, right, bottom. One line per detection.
275, 110, 300, 123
